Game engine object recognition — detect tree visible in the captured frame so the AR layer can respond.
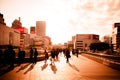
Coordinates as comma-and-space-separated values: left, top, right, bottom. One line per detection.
89, 42, 110, 52
89, 43, 97, 52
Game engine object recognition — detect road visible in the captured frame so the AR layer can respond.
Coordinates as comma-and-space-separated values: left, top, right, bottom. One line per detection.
0, 53, 120, 80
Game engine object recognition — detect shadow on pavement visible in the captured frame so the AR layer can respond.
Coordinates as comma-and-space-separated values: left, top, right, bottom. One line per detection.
50, 64, 57, 74
68, 63, 79, 72
24, 64, 35, 74
54, 58, 60, 62
0, 65, 16, 76
16, 63, 31, 73
41, 63, 48, 71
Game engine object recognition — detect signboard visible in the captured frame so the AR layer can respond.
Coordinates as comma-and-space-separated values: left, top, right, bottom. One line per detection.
15, 27, 28, 34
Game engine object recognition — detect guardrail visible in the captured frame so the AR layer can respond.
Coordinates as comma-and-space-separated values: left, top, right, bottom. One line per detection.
86, 52, 120, 62
82, 52, 120, 71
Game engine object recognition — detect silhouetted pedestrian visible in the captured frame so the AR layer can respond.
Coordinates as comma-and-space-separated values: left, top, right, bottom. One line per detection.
72, 49, 75, 55
44, 50, 49, 64
33, 48, 38, 64
4, 45, 15, 68
55, 49, 59, 60
18, 48, 25, 65
30, 47, 34, 63
76, 49, 79, 57
22, 50, 26, 63
65, 48, 71, 63
50, 49, 55, 65
18, 48, 22, 65
63, 49, 66, 57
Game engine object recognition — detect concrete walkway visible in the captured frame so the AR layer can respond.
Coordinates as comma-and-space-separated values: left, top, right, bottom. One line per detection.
0, 53, 120, 80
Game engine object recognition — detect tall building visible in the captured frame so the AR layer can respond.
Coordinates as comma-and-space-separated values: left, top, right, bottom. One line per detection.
12, 18, 29, 49
0, 24, 20, 48
0, 13, 19, 48
112, 23, 120, 51
36, 21, 46, 36
30, 21, 52, 49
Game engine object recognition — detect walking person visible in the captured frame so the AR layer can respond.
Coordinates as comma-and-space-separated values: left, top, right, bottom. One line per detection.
18, 48, 26, 65
76, 48, 79, 57
22, 50, 26, 62
8, 45, 15, 68
63, 49, 66, 57
50, 49, 55, 65
4, 45, 15, 68
65, 48, 71, 63
55, 49, 59, 60
17, 48, 23, 66
72, 49, 75, 55
33, 48, 38, 64
44, 50, 49, 64
29, 47, 34, 63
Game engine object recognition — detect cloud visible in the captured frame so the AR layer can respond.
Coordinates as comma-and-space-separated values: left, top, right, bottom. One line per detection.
67, 0, 120, 36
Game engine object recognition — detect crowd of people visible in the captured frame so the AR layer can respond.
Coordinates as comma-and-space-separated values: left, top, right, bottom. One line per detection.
0, 45, 39, 69
0, 45, 80, 69
45, 48, 79, 64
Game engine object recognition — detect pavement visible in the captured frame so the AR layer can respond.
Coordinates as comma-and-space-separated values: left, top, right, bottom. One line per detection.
0, 53, 120, 80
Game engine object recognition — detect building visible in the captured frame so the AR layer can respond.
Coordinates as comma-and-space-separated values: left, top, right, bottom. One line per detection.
12, 18, 29, 49
0, 13, 20, 48
14, 26, 28, 34
30, 26, 36, 34
0, 13, 6, 25
36, 21, 46, 36
11, 17, 22, 28
15, 27, 29, 49
67, 41, 74, 50
73, 34, 99, 51
42, 36, 51, 49
30, 21, 51, 50
31, 35, 43, 49
29, 35, 51, 49
30, 26, 44, 49
112, 23, 120, 52
102, 35, 112, 46
0, 24, 20, 48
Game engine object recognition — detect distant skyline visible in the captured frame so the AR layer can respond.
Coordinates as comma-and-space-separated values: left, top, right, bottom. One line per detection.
0, 0, 120, 44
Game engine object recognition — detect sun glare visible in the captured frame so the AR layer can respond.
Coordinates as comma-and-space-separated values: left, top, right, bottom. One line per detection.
1, 0, 120, 44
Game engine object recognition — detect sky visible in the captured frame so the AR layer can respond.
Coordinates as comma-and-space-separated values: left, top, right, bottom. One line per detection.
0, 0, 120, 44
